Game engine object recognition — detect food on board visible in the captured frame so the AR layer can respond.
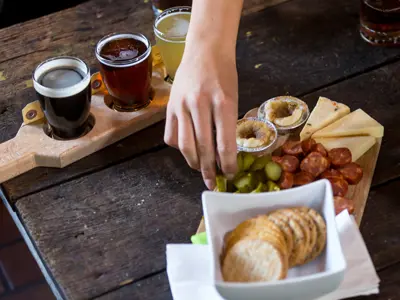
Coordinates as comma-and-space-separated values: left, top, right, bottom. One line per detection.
312, 108, 384, 138
213, 95, 384, 216
314, 136, 376, 162
236, 118, 276, 149
221, 207, 327, 283
299, 97, 350, 141
260, 96, 309, 129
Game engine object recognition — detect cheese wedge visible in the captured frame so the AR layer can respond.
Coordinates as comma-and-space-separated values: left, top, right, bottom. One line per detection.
299, 97, 350, 141
312, 108, 384, 138
314, 136, 376, 162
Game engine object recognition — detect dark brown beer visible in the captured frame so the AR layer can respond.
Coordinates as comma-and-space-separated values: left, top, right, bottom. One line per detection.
96, 33, 152, 112
33, 56, 92, 139
360, 0, 400, 46
152, 0, 192, 11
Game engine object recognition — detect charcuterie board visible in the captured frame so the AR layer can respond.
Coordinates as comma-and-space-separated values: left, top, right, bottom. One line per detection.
196, 99, 383, 234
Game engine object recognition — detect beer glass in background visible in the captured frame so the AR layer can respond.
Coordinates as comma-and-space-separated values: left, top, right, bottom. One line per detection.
154, 6, 191, 83
32, 56, 92, 139
95, 33, 152, 112
360, 0, 400, 46
151, 0, 192, 16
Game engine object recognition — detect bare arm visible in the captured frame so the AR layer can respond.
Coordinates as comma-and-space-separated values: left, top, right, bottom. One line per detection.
164, 0, 244, 190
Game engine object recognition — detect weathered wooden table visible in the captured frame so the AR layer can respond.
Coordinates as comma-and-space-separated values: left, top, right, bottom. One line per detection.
0, 0, 399, 299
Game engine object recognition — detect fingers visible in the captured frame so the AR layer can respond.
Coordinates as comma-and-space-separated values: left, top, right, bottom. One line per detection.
177, 106, 200, 170
190, 98, 216, 190
213, 96, 238, 179
164, 107, 178, 149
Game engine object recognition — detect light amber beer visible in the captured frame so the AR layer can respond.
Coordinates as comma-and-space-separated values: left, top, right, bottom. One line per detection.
154, 6, 191, 82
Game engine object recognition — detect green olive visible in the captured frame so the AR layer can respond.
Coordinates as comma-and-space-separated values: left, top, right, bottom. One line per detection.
242, 152, 256, 171
250, 155, 272, 171
265, 161, 282, 181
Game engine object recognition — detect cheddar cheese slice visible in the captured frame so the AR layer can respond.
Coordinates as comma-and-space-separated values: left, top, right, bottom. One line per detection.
314, 136, 376, 162
299, 97, 350, 141
312, 108, 384, 138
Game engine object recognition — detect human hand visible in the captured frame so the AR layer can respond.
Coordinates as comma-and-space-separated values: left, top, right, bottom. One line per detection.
164, 44, 238, 190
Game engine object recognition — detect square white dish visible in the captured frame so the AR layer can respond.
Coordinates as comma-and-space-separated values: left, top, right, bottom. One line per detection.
202, 179, 346, 300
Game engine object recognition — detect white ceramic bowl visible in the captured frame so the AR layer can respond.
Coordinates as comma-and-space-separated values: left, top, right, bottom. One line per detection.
202, 179, 346, 300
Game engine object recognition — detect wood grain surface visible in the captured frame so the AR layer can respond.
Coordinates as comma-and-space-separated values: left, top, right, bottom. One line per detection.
2, 0, 400, 202
16, 147, 205, 299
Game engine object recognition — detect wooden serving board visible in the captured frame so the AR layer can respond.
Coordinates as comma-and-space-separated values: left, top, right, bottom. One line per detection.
0, 67, 171, 184
196, 107, 382, 234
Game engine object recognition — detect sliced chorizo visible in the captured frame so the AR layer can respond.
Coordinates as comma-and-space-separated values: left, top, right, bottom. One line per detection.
337, 162, 363, 185
311, 143, 328, 157
328, 177, 349, 197
279, 155, 300, 173
272, 156, 283, 164
328, 148, 352, 167
320, 169, 344, 181
300, 152, 330, 177
282, 140, 303, 156
301, 138, 316, 155
334, 196, 354, 215
293, 171, 314, 186
278, 171, 294, 189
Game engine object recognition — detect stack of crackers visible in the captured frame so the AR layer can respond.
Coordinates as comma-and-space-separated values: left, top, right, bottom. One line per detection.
221, 207, 327, 283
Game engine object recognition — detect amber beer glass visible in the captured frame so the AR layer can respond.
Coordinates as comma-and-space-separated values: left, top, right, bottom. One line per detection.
360, 0, 400, 46
32, 56, 92, 139
95, 33, 152, 111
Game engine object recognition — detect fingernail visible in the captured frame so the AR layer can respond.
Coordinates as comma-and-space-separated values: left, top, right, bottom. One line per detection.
205, 180, 215, 191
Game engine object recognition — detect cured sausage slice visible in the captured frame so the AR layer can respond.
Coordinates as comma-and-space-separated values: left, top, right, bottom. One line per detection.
320, 169, 344, 181
310, 143, 328, 157
272, 156, 283, 164
328, 148, 352, 167
301, 138, 316, 155
293, 171, 314, 186
328, 177, 349, 197
280, 155, 300, 173
337, 162, 363, 185
282, 141, 303, 156
278, 171, 294, 189
334, 196, 354, 215
300, 152, 330, 177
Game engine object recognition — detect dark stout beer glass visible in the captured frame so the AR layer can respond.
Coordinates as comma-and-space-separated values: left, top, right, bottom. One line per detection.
360, 0, 400, 46
32, 56, 92, 139
95, 33, 152, 112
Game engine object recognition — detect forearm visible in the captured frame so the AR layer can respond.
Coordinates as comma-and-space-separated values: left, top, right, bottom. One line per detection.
185, 0, 244, 58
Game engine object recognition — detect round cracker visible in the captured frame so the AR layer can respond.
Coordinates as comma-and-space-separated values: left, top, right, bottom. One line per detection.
297, 207, 327, 262
267, 210, 306, 267
273, 209, 311, 266
222, 238, 286, 282
267, 214, 294, 256
292, 208, 318, 263
224, 216, 287, 258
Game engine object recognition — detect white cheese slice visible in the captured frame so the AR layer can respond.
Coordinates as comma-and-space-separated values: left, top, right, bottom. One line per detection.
299, 97, 350, 141
314, 136, 377, 162
312, 108, 384, 138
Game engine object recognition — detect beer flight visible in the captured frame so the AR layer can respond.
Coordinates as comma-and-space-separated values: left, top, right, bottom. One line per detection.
32, 6, 191, 140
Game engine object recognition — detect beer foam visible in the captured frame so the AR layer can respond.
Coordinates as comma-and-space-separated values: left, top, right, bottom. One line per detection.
155, 12, 191, 43
33, 57, 90, 98
95, 33, 151, 68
